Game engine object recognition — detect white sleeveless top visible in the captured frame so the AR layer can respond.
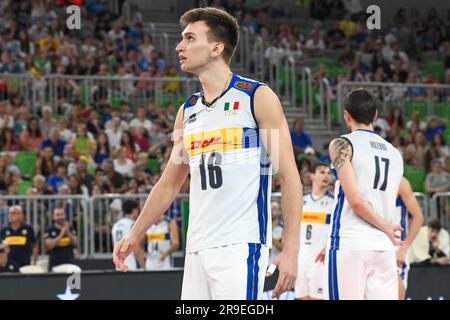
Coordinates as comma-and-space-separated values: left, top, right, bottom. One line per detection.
182, 73, 272, 253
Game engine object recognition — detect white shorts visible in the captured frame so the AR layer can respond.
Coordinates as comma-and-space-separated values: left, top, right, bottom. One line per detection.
181, 243, 269, 300
145, 255, 172, 270
295, 263, 324, 299
324, 250, 398, 300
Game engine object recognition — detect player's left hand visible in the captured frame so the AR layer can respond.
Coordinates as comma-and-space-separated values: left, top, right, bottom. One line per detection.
267, 248, 297, 299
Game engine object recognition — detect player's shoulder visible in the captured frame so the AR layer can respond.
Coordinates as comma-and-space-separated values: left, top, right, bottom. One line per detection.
325, 191, 334, 200
183, 92, 202, 110
231, 74, 265, 97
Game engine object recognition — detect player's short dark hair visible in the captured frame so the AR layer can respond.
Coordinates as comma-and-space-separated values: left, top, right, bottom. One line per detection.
311, 162, 330, 174
343, 88, 378, 125
180, 7, 239, 64
428, 219, 441, 231
122, 200, 138, 216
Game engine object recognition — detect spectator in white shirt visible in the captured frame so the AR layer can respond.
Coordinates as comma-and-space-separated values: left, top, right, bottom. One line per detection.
113, 146, 135, 178
129, 107, 153, 135
304, 31, 325, 57
105, 117, 123, 150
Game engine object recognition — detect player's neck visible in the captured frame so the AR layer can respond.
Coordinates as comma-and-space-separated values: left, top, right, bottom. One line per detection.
311, 186, 326, 199
350, 123, 374, 132
197, 63, 232, 103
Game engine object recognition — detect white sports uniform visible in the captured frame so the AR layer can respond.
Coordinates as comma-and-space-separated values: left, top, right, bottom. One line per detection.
145, 217, 173, 270
325, 129, 403, 300
181, 74, 271, 300
394, 197, 410, 288
112, 217, 138, 271
295, 191, 334, 299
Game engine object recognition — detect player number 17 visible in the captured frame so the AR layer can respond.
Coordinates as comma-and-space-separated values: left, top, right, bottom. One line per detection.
373, 156, 390, 191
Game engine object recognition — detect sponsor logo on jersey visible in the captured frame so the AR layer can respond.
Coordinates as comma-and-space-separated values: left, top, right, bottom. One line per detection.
57, 237, 72, 247
147, 232, 170, 241
4, 236, 27, 246
184, 128, 245, 156
234, 81, 253, 91
301, 212, 331, 224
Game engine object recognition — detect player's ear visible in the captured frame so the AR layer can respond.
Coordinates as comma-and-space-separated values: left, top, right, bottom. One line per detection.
211, 42, 224, 58
373, 110, 379, 121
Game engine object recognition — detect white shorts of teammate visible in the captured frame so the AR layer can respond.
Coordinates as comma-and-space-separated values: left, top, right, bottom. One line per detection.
295, 263, 324, 299
324, 250, 398, 300
145, 253, 172, 270
181, 243, 269, 300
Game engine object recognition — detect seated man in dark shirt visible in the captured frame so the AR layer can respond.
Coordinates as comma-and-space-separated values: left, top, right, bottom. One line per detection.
44, 206, 78, 271
0, 206, 38, 272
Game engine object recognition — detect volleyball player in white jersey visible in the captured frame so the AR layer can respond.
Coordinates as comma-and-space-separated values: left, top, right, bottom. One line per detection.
111, 200, 145, 271
295, 162, 334, 300
113, 7, 302, 300
325, 88, 404, 300
144, 214, 180, 270
394, 177, 424, 300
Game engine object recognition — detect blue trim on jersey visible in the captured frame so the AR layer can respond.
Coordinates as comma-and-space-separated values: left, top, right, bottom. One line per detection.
232, 74, 261, 97
328, 249, 339, 300
330, 186, 345, 250
397, 197, 408, 241
331, 168, 338, 180
246, 243, 261, 300
257, 170, 269, 244
325, 214, 332, 225
399, 262, 407, 280
242, 128, 260, 148
355, 129, 379, 135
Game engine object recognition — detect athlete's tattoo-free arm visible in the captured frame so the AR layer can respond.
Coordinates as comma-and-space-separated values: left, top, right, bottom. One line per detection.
329, 138, 402, 245
113, 106, 190, 272
397, 177, 424, 265
255, 85, 302, 298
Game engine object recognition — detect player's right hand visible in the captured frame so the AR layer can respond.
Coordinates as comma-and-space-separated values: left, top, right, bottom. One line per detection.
384, 223, 403, 246
113, 235, 137, 272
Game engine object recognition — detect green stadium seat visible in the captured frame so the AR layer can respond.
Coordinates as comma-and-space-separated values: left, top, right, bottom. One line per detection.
15, 151, 38, 178
404, 166, 427, 193
331, 100, 339, 125
16, 180, 32, 195
405, 101, 427, 120
147, 158, 160, 175
444, 127, 450, 143
434, 102, 450, 120
110, 95, 122, 108
314, 57, 337, 70
424, 60, 445, 82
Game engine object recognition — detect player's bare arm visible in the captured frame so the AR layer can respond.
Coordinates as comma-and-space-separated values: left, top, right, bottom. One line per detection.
113, 106, 190, 272
329, 137, 402, 246
397, 177, 424, 266
254, 85, 302, 298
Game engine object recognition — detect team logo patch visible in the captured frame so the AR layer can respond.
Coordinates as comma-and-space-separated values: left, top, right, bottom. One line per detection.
188, 96, 198, 106
234, 81, 253, 91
